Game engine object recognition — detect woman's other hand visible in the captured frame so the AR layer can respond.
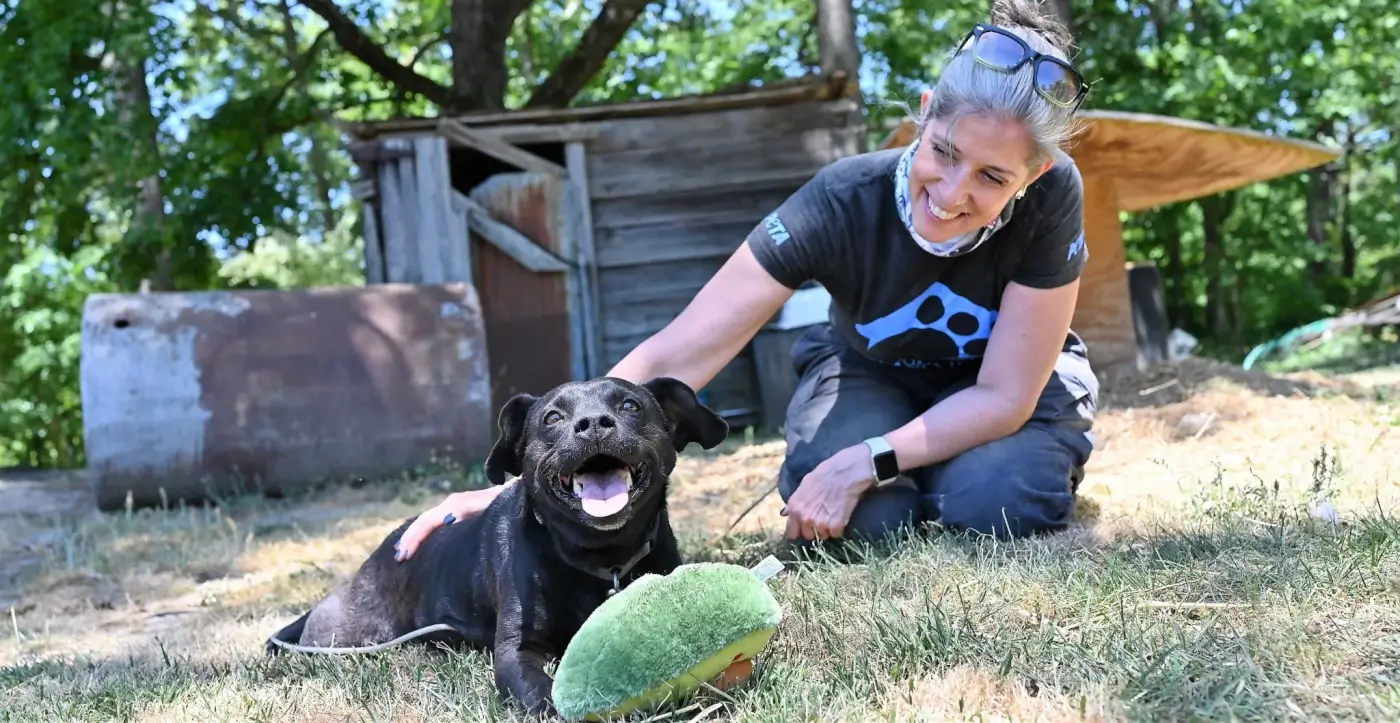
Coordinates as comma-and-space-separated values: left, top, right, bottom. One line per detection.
781, 444, 874, 541
394, 484, 507, 561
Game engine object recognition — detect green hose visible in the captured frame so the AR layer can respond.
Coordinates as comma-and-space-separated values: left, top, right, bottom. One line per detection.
1241, 318, 1336, 370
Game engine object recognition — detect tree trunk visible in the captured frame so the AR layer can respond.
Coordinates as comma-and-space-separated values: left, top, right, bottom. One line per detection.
1048, 0, 1075, 32
1200, 192, 1236, 339
1339, 127, 1357, 281
1160, 207, 1188, 329
449, 0, 532, 111
279, 0, 337, 235
1305, 119, 1336, 283
302, 0, 650, 113
525, 0, 656, 108
110, 0, 171, 290
817, 0, 860, 81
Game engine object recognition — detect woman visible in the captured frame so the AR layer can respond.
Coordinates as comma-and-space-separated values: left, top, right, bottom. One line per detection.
395, 0, 1099, 560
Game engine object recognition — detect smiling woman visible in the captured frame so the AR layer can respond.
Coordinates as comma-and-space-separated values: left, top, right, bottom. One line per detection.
394, 0, 1102, 558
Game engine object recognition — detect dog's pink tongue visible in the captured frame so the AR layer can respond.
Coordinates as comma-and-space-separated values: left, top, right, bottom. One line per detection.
574, 470, 629, 517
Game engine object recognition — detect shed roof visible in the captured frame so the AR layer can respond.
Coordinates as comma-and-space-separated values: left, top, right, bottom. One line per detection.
879, 110, 1341, 212
345, 72, 855, 141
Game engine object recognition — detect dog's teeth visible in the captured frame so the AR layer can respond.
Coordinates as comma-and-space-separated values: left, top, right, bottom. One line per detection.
624, 468, 633, 491
571, 476, 583, 497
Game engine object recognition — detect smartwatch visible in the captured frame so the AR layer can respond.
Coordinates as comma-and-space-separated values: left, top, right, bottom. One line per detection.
862, 436, 900, 486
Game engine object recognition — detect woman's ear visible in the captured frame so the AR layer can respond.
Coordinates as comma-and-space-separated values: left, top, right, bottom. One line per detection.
920, 88, 933, 117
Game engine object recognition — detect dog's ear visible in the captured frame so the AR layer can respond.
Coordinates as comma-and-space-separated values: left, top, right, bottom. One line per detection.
642, 377, 729, 452
484, 393, 538, 485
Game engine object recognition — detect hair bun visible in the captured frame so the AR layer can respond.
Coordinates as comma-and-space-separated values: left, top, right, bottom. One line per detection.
989, 0, 1075, 54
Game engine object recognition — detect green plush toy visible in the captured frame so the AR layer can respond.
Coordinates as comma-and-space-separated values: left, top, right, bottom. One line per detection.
551, 559, 785, 721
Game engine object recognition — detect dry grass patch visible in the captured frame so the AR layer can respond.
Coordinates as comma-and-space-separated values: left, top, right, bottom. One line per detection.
3, 358, 1399, 722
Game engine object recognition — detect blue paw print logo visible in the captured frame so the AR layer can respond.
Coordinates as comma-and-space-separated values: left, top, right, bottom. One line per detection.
854, 282, 998, 359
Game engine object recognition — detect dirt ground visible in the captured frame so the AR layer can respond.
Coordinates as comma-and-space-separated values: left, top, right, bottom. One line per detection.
1, 355, 1396, 671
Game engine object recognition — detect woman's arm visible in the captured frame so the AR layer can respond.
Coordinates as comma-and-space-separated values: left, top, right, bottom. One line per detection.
395, 241, 796, 560
606, 242, 796, 389
782, 278, 1079, 541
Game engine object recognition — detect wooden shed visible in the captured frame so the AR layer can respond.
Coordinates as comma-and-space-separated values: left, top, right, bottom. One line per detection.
345, 73, 864, 425
880, 111, 1342, 371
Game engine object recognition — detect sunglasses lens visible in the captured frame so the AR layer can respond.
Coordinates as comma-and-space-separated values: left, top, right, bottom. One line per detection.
1035, 61, 1082, 104
973, 31, 1026, 69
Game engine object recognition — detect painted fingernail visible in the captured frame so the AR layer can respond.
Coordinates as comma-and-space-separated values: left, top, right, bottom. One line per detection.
444, 513, 457, 525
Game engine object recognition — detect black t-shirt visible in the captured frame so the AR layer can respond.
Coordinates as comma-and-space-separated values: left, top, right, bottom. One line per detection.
746, 147, 1088, 371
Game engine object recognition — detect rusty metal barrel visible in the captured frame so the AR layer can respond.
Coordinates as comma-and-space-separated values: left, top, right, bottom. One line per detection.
80, 283, 494, 511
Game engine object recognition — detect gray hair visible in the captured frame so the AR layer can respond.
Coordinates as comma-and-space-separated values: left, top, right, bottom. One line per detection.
917, 6, 1083, 169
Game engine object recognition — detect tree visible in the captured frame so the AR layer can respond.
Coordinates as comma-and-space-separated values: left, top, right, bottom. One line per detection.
298, 0, 658, 112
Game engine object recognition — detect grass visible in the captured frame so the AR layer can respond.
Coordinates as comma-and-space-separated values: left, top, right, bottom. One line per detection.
3, 361, 1399, 722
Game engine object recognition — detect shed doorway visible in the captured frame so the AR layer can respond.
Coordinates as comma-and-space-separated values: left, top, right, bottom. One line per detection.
448, 140, 581, 416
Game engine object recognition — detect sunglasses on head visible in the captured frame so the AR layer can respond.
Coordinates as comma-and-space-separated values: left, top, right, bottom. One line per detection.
955, 23, 1090, 110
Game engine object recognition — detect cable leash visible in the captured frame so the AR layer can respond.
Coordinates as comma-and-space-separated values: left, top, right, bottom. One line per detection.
266, 623, 458, 655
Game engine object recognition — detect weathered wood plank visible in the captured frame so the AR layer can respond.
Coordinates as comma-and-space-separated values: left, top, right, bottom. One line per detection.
599, 335, 757, 417
445, 191, 472, 283
586, 126, 861, 201
413, 135, 450, 284
601, 295, 693, 346
565, 141, 604, 379
350, 77, 852, 138
590, 183, 799, 231
439, 119, 568, 177
455, 190, 570, 273
598, 256, 726, 311
351, 179, 377, 200
377, 156, 412, 283
480, 122, 601, 145
587, 97, 861, 154
362, 197, 385, 284
389, 143, 423, 283
596, 218, 754, 269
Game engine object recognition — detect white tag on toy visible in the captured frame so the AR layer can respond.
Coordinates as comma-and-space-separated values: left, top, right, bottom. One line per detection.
749, 555, 785, 582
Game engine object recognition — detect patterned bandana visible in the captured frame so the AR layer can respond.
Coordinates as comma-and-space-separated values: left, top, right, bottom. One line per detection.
893, 133, 1012, 258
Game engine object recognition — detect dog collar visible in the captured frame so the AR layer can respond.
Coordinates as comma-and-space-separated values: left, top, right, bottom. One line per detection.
534, 510, 662, 597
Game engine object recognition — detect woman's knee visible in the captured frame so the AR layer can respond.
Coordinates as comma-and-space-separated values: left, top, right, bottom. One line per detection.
844, 484, 924, 542
928, 422, 1090, 539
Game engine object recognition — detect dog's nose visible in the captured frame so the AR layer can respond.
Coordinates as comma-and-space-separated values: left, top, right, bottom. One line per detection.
573, 413, 616, 439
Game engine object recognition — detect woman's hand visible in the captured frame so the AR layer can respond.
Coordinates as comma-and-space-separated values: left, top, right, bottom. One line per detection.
781, 444, 874, 541
394, 485, 508, 561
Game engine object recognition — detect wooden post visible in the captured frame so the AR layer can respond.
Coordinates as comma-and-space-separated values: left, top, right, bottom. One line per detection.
412, 134, 452, 284
1073, 176, 1139, 371
565, 141, 604, 379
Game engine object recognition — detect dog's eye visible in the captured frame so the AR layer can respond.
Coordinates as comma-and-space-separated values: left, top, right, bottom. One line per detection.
544, 411, 563, 425
619, 399, 639, 414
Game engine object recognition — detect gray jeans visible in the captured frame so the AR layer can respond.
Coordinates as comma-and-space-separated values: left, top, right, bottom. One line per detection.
776, 324, 1099, 542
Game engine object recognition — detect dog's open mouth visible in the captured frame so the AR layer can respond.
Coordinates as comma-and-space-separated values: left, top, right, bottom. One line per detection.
558, 454, 640, 518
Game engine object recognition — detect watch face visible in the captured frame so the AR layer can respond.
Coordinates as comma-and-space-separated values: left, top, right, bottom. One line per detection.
873, 450, 899, 482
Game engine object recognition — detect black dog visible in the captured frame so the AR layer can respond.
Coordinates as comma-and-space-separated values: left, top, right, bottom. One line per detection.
265, 376, 728, 716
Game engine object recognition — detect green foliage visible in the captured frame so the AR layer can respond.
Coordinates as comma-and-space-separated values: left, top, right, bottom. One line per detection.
2, 0, 1398, 468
